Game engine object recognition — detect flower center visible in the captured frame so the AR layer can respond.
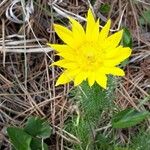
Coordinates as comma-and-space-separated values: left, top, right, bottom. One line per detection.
86, 52, 95, 63
77, 42, 104, 71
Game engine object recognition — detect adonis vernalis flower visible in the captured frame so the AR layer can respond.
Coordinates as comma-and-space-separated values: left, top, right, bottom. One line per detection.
48, 9, 131, 89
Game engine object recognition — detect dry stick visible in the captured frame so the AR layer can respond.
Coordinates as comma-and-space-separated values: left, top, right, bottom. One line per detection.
55, 98, 68, 121
2, 18, 6, 67
0, 109, 16, 123
0, 39, 52, 53
136, 0, 150, 6
118, 83, 140, 110
118, 1, 127, 29
56, 131, 80, 144
123, 76, 149, 97
1, 94, 30, 108
50, 7, 57, 133
0, 74, 13, 86
21, 0, 28, 92
45, 52, 52, 94
111, 3, 127, 31
54, 125, 81, 144
129, 74, 144, 96
20, 1, 29, 115
0, 0, 8, 7
130, 0, 140, 46
0, 70, 46, 90
14, 95, 62, 119
44, 56, 53, 122
95, 123, 111, 132
0, 47, 52, 53
21, 84, 46, 117
9, 55, 45, 116
108, 0, 116, 19
93, 0, 102, 14
0, 105, 21, 115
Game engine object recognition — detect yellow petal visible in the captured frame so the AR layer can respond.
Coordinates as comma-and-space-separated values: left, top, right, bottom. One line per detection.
86, 9, 96, 41
56, 70, 78, 86
88, 72, 95, 86
91, 19, 100, 41
57, 52, 77, 61
104, 47, 131, 66
56, 71, 72, 86
68, 17, 85, 47
48, 44, 74, 53
99, 19, 111, 41
54, 24, 74, 46
104, 29, 123, 49
105, 46, 131, 58
49, 44, 77, 60
52, 60, 76, 69
102, 67, 125, 76
74, 72, 86, 86
95, 73, 107, 89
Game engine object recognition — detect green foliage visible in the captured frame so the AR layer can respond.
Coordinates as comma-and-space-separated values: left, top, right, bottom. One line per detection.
130, 130, 150, 150
7, 127, 32, 150
120, 27, 132, 67
7, 116, 52, 150
112, 108, 149, 128
94, 134, 113, 150
66, 77, 115, 149
66, 78, 150, 149
100, 4, 110, 14
79, 81, 112, 124
114, 147, 131, 150
24, 116, 51, 139
122, 28, 132, 48
30, 138, 48, 150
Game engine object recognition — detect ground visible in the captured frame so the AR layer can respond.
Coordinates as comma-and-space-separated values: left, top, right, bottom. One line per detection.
0, 0, 150, 149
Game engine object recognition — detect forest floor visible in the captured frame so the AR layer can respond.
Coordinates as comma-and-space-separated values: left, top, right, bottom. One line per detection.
0, 0, 150, 149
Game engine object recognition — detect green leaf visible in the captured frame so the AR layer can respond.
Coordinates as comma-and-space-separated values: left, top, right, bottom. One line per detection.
122, 28, 132, 48
7, 127, 32, 150
100, 4, 110, 14
30, 138, 48, 150
112, 108, 150, 128
24, 116, 52, 139
120, 27, 132, 67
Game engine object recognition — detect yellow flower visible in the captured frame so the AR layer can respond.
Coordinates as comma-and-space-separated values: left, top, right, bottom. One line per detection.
48, 9, 131, 89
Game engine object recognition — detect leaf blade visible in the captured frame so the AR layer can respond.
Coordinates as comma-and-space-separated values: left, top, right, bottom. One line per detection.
112, 108, 150, 128
24, 116, 52, 139
7, 127, 32, 150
